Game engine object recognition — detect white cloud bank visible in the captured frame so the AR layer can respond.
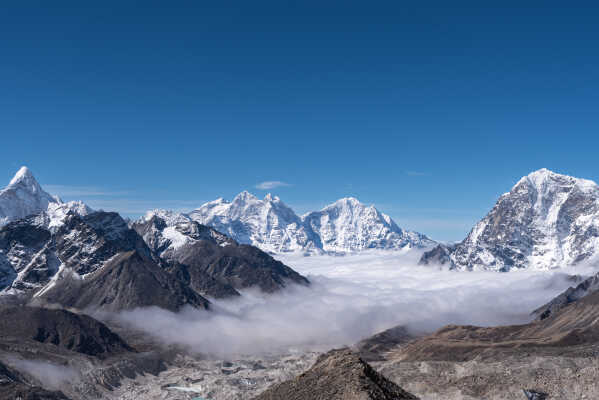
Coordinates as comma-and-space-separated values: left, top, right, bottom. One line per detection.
114, 251, 586, 357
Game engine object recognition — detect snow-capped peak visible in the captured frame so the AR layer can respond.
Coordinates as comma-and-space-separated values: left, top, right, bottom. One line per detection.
420, 169, 599, 271
1, 167, 61, 226
9, 166, 35, 186
264, 193, 280, 202
188, 191, 434, 254
0, 167, 92, 228
303, 197, 433, 253
516, 168, 599, 194
233, 190, 258, 202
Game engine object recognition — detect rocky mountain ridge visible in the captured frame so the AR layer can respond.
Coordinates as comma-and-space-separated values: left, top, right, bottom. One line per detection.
0, 168, 309, 312
420, 168, 599, 271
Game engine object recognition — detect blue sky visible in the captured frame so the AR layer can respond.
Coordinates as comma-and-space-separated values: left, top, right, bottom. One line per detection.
1, 1, 598, 241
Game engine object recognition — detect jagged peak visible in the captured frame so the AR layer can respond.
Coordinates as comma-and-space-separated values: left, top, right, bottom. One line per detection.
233, 190, 258, 202
144, 208, 190, 225
264, 193, 281, 202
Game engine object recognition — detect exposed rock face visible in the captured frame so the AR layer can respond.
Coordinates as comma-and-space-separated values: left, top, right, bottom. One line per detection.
190, 192, 434, 254
532, 272, 599, 320
37, 250, 210, 312
523, 390, 548, 400
417, 244, 452, 266
133, 210, 310, 297
384, 289, 599, 364
0, 217, 55, 292
420, 169, 599, 271
0, 211, 211, 312
253, 348, 419, 400
0, 170, 310, 310
368, 290, 599, 400
355, 326, 417, 362
0, 306, 132, 358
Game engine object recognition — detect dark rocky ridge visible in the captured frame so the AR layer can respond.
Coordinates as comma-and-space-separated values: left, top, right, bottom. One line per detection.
0, 306, 132, 358
381, 289, 599, 363
1, 208, 309, 312
132, 213, 310, 298
37, 250, 211, 312
532, 272, 599, 320
253, 348, 419, 400
173, 241, 310, 293
355, 326, 417, 362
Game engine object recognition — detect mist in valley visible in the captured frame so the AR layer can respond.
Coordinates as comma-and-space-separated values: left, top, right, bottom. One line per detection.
113, 251, 586, 357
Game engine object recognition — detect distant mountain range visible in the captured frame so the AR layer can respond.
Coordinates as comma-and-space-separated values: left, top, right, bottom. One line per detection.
3, 166, 599, 273
420, 168, 599, 271
187, 192, 435, 254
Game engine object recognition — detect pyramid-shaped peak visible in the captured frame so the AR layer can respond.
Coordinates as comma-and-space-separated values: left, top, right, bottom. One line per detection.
8, 166, 37, 187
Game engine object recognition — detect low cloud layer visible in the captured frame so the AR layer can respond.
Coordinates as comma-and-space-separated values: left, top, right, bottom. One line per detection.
115, 251, 586, 357
7, 358, 78, 390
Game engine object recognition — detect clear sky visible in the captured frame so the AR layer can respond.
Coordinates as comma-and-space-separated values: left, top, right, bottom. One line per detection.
1, 1, 598, 241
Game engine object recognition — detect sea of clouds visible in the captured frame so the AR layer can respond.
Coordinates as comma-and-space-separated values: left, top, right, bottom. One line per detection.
115, 250, 590, 357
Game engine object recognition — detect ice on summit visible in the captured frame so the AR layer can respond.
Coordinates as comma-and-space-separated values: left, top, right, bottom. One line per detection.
188, 192, 435, 254
420, 168, 599, 271
0, 167, 91, 228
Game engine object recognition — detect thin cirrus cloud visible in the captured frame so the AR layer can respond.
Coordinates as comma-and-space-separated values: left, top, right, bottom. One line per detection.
44, 185, 203, 216
255, 181, 291, 190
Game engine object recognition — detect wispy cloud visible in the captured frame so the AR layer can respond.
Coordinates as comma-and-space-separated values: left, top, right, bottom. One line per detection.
405, 171, 430, 177
43, 184, 204, 216
255, 181, 291, 190
44, 185, 130, 197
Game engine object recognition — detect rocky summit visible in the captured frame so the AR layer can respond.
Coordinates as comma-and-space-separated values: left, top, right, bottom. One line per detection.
253, 348, 419, 400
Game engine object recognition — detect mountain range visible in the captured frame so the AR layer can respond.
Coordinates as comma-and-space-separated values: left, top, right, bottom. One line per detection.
3, 166, 599, 274
420, 168, 599, 271
188, 192, 435, 254
0, 167, 309, 311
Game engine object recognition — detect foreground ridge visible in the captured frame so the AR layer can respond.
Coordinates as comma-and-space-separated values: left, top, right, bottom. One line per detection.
253, 348, 419, 400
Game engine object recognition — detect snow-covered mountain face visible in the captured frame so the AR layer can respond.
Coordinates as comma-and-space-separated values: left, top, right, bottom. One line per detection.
420, 169, 599, 271
189, 192, 434, 254
133, 209, 234, 260
188, 192, 322, 253
0, 167, 92, 229
303, 197, 434, 253
0, 167, 59, 226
